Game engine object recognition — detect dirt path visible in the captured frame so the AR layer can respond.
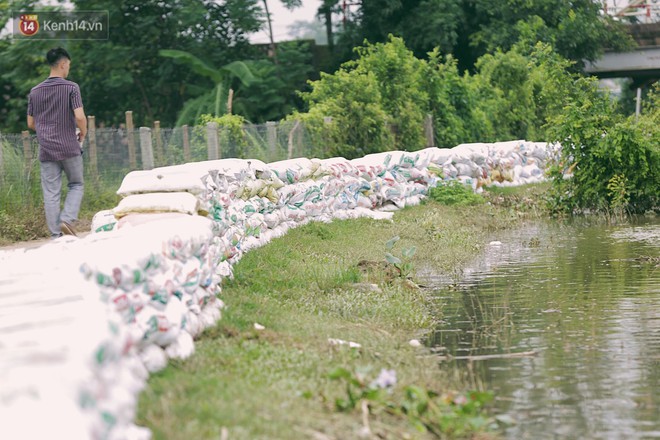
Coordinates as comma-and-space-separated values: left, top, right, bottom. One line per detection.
0, 220, 92, 251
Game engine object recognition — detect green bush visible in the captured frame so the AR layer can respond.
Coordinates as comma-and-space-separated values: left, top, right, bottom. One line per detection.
428, 181, 484, 206
296, 69, 394, 159
423, 52, 486, 148
546, 80, 660, 214
298, 36, 431, 158
352, 36, 428, 151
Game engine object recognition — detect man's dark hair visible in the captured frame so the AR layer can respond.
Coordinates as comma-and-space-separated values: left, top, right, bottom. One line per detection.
46, 47, 70, 67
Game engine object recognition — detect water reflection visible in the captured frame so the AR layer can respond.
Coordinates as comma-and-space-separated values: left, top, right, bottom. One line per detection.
424, 217, 660, 439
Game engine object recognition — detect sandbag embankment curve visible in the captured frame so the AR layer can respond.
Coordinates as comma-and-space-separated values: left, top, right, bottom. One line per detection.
0, 140, 555, 440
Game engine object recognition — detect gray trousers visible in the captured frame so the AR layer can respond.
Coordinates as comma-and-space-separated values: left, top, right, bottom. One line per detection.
40, 154, 84, 238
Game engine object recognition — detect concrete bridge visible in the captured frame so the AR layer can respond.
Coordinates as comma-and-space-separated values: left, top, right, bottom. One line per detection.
584, 22, 660, 84
586, 1, 660, 86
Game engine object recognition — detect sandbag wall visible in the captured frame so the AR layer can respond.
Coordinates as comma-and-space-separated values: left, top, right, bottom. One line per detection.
0, 140, 554, 440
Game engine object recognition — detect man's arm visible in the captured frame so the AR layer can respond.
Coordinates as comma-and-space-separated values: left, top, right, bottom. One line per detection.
74, 107, 87, 143
27, 115, 35, 131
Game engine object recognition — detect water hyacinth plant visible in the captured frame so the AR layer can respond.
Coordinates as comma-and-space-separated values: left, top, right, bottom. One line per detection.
327, 366, 500, 437
384, 235, 416, 279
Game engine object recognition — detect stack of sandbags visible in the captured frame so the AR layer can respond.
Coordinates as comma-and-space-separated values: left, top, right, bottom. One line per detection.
2, 139, 556, 440
417, 140, 555, 190
83, 214, 226, 439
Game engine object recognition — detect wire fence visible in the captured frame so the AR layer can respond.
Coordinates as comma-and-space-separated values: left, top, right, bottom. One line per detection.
0, 120, 330, 210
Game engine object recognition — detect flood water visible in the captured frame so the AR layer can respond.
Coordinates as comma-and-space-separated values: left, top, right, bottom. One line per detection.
426, 217, 660, 439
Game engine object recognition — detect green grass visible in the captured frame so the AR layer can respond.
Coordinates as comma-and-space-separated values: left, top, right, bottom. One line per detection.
429, 181, 485, 206
136, 198, 539, 439
482, 182, 551, 216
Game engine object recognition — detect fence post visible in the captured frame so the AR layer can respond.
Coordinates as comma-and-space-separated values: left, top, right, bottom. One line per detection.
266, 121, 277, 161
424, 114, 435, 148
21, 130, 32, 175
126, 111, 137, 170
227, 88, 234, 115
182, 124, 191, 162
287, 120, 301, 160
153, 120, 164, 166
139, 127, 154, 170
206, 122, 219, 160
87, 115, 99, 181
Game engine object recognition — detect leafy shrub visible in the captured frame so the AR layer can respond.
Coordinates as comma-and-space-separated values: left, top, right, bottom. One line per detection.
295, 69, 394, 159
298, 36, 432, 158
429, 181, 484, 206
546, 79, 660, 214
423, 52, 487, 148
351, 36, 428, 151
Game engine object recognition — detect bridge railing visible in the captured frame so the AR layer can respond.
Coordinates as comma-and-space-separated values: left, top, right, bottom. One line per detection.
602, 0, 660, 22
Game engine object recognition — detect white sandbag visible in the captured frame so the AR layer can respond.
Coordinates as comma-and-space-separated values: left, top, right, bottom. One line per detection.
117, 169, 207, 196
454, 162, 476, 177
165, 331, 195, 360
112, 192, 200, 218
179, 158, 266, 183
319, 157, 360, 178
268, 157, 314, 183
139, 345, 168, 373
420, 147, 453, 165
91, 209, 118, 233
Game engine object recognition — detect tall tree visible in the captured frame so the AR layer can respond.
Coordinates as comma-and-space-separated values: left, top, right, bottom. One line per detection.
261, 0, 302, 62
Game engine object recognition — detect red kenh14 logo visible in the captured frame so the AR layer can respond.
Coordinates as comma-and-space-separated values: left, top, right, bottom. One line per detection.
19, 14, 39, 36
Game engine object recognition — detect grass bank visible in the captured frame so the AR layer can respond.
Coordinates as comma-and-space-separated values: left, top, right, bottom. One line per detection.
137, 184, 548, 439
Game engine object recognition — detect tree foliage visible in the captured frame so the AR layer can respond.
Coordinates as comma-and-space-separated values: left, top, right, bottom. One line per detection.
296, 36, 583, 156
294, 68, 394, 159
159, 49, 256, 125
233, 41, 315, 123
332, 0, 632, 72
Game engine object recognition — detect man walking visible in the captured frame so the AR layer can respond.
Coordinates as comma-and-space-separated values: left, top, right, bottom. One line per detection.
27, 47, 87, 238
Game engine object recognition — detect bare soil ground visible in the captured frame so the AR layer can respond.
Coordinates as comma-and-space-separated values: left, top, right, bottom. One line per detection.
0, 218, 92, 251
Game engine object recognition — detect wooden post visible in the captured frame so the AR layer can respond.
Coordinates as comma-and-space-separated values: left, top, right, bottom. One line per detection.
287, 120, 301, 160
125, 111, 137, 170
153, 120, 164, 166
87, 115, 98, 181
227, 88, 234, 115
206, 122, 219, 160
266, 121, 277, 161
21, 130, 32, 175
139, 127, 154, 170
182, 124, 191, 162
424, 114, 435, 147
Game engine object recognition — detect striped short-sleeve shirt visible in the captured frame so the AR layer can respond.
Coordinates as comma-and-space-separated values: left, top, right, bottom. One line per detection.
27, 77, 84, 161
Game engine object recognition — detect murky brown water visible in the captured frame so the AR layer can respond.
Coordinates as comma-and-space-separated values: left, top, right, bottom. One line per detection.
425, 217, 660, 439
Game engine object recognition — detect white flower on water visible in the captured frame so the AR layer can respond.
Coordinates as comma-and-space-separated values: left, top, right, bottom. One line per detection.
370, 368, 397, 389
